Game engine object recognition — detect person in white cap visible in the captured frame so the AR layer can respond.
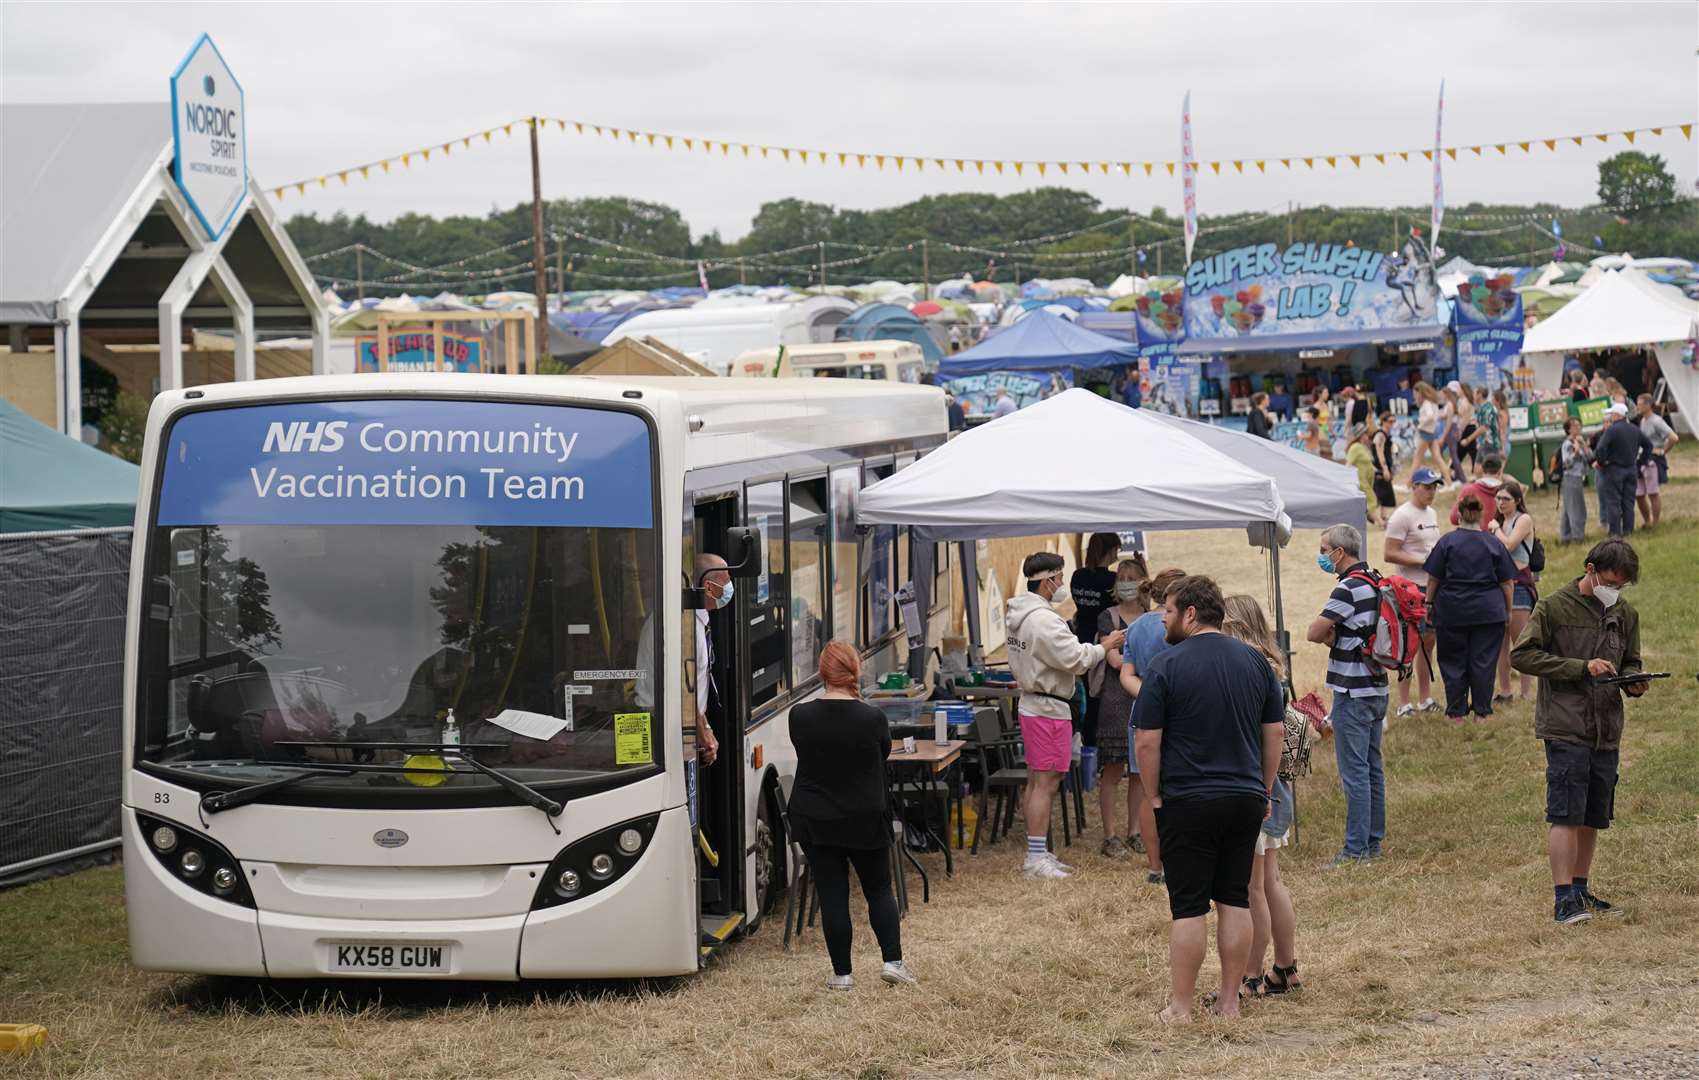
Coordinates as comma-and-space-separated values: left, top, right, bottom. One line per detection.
1591, 403, 1652, 537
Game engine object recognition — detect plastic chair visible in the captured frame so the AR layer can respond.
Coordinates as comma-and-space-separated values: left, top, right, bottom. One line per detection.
775, 793, 816, 950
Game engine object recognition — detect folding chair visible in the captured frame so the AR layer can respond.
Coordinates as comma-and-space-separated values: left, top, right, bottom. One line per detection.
775, 791, 817, 950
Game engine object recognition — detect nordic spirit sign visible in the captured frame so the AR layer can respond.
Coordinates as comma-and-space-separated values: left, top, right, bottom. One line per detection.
170, 34, 247, 241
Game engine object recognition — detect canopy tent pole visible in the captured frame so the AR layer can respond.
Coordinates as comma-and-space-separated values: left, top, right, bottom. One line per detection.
958, 539, 984, 667
906, 538, 935, 683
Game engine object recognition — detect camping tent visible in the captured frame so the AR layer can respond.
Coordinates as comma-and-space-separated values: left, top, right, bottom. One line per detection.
836, 303, 946, 365
1147, 411, 1367, 534
858, 389, 1286, 540
939, 310, 1139, 376
0, 399, 138, 532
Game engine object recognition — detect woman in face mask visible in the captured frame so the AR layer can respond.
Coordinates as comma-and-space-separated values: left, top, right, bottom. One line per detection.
1092, 558, 1150, 860
1420, 495, 1519, 722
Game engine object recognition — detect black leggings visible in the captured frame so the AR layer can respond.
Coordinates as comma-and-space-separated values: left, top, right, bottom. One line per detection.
801, 842, 902, 976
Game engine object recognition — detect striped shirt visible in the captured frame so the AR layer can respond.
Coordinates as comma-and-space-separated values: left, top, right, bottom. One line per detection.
1321, 563, 1389, 698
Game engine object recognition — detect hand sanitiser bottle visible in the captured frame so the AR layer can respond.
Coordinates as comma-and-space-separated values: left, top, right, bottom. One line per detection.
441, 708, 460, 748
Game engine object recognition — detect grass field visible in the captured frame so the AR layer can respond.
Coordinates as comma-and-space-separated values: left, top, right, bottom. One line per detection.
3, 451, 1696, 1079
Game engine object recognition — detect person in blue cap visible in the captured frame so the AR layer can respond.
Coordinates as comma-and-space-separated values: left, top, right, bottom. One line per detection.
1382, 467, 1444, 718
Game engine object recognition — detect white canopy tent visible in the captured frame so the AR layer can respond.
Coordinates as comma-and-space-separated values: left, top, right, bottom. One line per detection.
1521, 270, 1699, 428
858, 388, 1298, 667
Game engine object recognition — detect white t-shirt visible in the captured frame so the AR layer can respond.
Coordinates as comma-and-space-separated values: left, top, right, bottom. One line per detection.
1385, 501, 1440, 587
1417, 399, 1438, 434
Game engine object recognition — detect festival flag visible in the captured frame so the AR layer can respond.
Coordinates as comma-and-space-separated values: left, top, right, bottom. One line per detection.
1431, 79, 1446, 253
1181, 91, 1198, 266
697, 261, 710, 292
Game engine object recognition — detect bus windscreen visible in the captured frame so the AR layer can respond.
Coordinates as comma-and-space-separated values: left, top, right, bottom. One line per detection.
136, 399, 661, 802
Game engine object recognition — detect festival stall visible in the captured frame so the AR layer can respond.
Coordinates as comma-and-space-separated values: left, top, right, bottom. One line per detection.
936, 311, 1138, 418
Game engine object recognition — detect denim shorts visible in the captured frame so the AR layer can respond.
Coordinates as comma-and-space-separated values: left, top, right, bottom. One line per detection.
1512, 582, 1537, 611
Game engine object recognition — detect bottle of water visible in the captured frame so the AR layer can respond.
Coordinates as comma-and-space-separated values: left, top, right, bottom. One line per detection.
441, 708, 460, 748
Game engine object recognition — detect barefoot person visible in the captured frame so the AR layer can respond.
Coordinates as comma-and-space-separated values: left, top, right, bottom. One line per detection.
1512, 540, 1651, 925
1007, 552, 1126, 879
1134, 576, 1284, 1023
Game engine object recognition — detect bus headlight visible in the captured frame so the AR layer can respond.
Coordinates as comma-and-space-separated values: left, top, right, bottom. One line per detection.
531, 813, 660, 911
136, 812, 255, 909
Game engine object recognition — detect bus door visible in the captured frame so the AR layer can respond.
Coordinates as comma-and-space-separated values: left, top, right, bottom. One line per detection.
691, 496, 744, 921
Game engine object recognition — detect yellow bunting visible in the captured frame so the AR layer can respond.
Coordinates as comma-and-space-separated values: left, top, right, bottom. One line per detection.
1683, 125, 1694, 139
875, 154, 885, 168
1165, 162, 1176, 175
1038, 162, 1048, 175
857, 153, 865, 167
1280, 158, 1291, 169
421, 148, 431, 161
401, 154, 411, 167
1445, 148, 1457, 160
721, 143, 730, 155
1054, 162, 1064, 175
1100, 162, 1110, 175
1517, 142, 1529, 152
296, 182, 306, 194
818, 150, 828, 164
556, 120, 565, 131
503, 124, 513, 136
381, 161, 390, 173
1468, 146, 1481, 156
1348, 156, 1361, 168
994, 161, 1004, 174
664, 135, 673, 149
645, 133, 655, 146
974, 161, 984, 174
1623, 131, 1635, 144
1256, 160, 1266, 173
484, 130, 494, 143
1650, 127, 1662, 136
627, 130, 637, 142
338, 172, 347, 184
1302, 157, 1313, 168
462, 137, 470, 148
1013, 162, 1023, 175
1324, 156, 1336, 167
1234, 160, 1244, 173
839, 152, 848, 166
683, 137, 693, 150
1374, 153, 1385, 164
1571, 136, 1583, 146
1543, 139, 1556, 151
1494, 144, 1505, 154
273, 188, 283, 199
574, 122, 583, 134
1594, 134, 1609, 143
955, 159, 965, 172
915, 158, 923, 171
592, 125, 601, 135
781, 148, 791, 161
441, 143, 451, 156
741, 144, 750, 156
936, 159, 946, 170
1209, 161, 1221, 174
360, 166, 369, 179
896, 156, 905, 170
317, 176, 327, 187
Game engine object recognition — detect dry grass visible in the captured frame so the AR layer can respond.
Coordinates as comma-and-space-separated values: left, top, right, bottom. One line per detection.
4, 451, 1697, 1080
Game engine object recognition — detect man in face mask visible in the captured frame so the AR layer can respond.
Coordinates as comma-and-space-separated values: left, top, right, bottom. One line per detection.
1512, 539, 1649, 925
1006, 551, 1126, 879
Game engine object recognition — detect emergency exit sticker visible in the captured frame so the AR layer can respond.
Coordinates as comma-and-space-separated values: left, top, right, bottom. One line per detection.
614, 713, 653, 765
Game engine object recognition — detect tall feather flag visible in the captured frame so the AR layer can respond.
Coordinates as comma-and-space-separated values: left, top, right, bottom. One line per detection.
1431, 80, 1446, 252
1181, 91, 1198, 266
697, 261, 710, 293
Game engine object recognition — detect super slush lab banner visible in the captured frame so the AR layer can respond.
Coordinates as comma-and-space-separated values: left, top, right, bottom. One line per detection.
157, 399, 654, 528
1182, 240, 1442, 340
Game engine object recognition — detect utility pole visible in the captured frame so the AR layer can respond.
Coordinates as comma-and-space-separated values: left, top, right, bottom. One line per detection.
922, 238, 930, 300
1129, 219, 1137, 277
1391, 212, 1399, 255
1156, 246, 1162, 277
818, 241, 826, 291
555, 244, 565, 310
355, 245, 365, 303
739, 259, 747, 286
528, 117, 548, 370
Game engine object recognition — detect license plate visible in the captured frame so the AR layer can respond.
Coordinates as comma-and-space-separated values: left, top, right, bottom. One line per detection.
328, 942, 450, 973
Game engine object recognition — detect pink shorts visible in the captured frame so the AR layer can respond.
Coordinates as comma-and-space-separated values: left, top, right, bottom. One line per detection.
1018, 712, 1074, 773
1636, 463, 1659, 497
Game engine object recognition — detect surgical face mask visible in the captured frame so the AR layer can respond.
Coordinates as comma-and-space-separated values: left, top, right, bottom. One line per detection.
1589, 574, 1620, 608
1050, 583, 1071, 607
1115, 582, 1141, 601
710, 580, 733, 609
1316, 552, 1336, 574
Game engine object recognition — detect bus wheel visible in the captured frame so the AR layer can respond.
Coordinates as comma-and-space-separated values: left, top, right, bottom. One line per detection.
753, 793, 779, 920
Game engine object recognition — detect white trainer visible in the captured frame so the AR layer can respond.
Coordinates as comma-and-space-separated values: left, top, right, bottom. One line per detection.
1048, 852, 1076, 873
880, 960, 919, 987
1023, 854, 1072, 879
826, 973, 854, 991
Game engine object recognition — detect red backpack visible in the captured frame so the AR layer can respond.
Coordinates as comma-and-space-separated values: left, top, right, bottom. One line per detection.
1345, 569, 1427, 679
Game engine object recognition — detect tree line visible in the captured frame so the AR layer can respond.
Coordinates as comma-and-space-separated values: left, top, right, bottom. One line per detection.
284, 152, 1697, 295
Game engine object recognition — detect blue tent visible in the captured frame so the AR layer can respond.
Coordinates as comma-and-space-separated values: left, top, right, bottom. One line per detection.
938, 310, 1140, 376
0, 399, 138, 532
1075, 311, 1135, 342
836, 302, 945, 366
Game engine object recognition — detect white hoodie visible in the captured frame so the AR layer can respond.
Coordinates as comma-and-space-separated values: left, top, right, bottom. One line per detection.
1006, 591, 1105, 720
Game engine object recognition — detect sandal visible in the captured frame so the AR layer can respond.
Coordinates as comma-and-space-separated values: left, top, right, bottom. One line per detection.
1264, 962, 1302, 994
1200, 976, 1262, 1008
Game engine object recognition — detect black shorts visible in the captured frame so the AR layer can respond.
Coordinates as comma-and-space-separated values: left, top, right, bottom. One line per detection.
1154, 795, 1265, 919
1544, 739, 1619, 830
1373, 478, 1397, 508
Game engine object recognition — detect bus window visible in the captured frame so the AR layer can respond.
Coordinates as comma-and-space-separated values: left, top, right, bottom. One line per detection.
828, 465, 861, 647
862, 462, 894, 645
787, 476, 829, 687
898, 363, 923, 384
744, 480, 787, 709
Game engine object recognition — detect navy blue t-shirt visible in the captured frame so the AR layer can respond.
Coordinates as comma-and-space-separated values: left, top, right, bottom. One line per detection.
1131, 632, 1283, 802
1422, 528, 1516, 627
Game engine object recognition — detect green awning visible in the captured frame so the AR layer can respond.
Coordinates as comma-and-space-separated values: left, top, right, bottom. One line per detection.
0, 399, 138, 532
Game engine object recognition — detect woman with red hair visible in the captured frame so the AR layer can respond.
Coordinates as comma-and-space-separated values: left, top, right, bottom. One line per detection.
787, 641, 915, 990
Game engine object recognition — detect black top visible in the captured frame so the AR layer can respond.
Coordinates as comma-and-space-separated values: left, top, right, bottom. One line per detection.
947, 399, 966, 431
1348, 397, 1370, 427
1246, 408, 1272, 439
1132, 633, 1283, 803
1594, 420, 1651, 469
787, 698, 891, 849
1422, 528, 1516, 627
1070, 566, 1118, 645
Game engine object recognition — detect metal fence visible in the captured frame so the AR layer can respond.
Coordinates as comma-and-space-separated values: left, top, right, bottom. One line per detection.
0, 527, 131, 886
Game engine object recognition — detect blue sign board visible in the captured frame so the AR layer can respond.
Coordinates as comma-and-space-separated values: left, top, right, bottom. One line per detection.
158, 400, 654, 528
1452, 274, 1524, 388
170, 34, 248, 241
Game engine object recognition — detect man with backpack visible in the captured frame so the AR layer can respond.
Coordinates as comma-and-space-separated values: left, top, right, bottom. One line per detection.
1306, 524, 1391, 867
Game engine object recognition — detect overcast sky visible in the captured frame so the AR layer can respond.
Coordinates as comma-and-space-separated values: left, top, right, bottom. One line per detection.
4, 1, 1695, 242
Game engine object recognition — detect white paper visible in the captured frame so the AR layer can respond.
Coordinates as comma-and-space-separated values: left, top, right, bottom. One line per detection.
488, 708, 569, 742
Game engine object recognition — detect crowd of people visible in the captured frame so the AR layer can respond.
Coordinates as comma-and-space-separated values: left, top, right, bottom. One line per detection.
784, 472, 1662, 1010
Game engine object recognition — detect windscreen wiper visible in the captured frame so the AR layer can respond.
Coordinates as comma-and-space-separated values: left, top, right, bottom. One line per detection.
271, 740, 566, 834
201, 767, 357, 815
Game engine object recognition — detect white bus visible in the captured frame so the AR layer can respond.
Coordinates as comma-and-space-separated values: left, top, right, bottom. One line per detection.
728, 341, 927, 383
123, 373, 952, 979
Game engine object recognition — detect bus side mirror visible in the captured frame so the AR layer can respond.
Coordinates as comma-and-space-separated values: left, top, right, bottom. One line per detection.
723, 526, 760, 579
